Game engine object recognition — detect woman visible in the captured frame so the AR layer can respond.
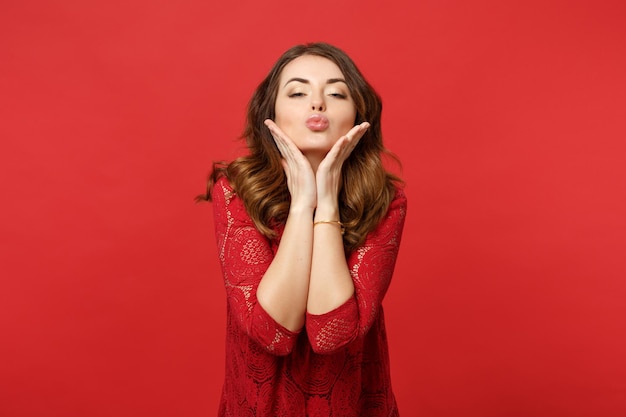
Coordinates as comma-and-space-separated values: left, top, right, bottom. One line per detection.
198, 42, 407, 416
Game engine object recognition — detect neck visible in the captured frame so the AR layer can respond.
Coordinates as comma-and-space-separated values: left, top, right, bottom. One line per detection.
304, 152, 325, 174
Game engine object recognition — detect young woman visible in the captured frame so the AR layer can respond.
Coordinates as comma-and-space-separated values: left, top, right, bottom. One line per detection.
198, 42, 407, 416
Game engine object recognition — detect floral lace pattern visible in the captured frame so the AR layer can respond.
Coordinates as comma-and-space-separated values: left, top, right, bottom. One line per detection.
212, 176, 407, 416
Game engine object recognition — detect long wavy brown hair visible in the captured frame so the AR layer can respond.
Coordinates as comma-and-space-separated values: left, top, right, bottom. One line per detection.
197, 42, 403, 252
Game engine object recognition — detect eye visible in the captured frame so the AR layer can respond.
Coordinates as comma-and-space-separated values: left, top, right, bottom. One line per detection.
288, 92, 305, 98
329, 93, 347, 99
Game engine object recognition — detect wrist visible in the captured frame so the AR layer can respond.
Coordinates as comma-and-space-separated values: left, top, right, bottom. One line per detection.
313, 203, 339, 221
313, 219, 345, 235
289, 204, 315, 219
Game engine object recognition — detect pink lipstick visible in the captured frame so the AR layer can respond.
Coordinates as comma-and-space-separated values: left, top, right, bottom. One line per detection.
305, 114, 329, 131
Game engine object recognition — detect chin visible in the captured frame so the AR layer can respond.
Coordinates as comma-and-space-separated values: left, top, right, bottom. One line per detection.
291, 131, 330, 147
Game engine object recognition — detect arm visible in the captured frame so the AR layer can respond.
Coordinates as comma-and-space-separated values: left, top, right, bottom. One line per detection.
212, 177, 308, 355
258, 120, 318, 333
306, 188, 407, 354
256, 203, 314, 332
306, 123, 370, 316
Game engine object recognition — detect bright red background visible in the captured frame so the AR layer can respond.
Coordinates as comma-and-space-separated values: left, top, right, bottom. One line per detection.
1, 1, 625, 416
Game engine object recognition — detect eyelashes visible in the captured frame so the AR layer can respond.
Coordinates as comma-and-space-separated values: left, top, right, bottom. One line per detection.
287, 92, 348, 99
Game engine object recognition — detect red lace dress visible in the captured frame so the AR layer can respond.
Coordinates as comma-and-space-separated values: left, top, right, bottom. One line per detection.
212, 176, 407, 417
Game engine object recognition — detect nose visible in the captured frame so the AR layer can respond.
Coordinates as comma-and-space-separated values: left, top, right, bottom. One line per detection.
310, 93, 326, 112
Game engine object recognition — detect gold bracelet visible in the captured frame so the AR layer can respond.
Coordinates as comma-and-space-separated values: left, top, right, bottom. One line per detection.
313, 220, 345, 235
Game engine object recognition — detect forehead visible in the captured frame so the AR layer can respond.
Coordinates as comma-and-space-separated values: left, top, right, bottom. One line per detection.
279, 55, 345, 83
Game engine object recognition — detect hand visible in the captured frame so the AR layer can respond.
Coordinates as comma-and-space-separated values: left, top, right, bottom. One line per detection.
316, 122, 370, 206
264, 119, 317, 211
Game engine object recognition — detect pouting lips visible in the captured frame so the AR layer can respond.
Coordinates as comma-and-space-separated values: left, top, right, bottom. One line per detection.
305, 114, 329, 131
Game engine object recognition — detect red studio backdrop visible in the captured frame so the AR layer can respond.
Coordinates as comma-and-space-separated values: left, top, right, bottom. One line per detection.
1, 1, 625, 416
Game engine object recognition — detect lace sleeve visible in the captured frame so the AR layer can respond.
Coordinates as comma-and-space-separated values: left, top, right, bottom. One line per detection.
212, 177, 300, 356
305, 187, 407, 354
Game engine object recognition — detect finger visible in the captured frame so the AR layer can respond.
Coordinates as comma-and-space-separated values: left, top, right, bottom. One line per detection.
345, 122, 370, 142
264, 119, 281, 136
264, 119, 291, 158
334, 122, 370, 157
264, 119, 299, 154
280, 158, 290, 180
264, 119, 293, 144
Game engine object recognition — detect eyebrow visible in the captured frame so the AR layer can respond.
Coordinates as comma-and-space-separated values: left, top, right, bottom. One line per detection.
283, 77, 348, 87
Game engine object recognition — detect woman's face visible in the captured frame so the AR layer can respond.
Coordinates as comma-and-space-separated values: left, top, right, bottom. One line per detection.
274, 55, 357, 158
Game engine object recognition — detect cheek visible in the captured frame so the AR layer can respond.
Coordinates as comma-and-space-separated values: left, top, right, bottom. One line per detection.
274, 100, 293, 125
339, 107, 358, 128
275, 112, 303, 136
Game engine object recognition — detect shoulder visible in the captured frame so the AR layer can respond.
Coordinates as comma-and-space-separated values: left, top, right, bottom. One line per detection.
211, 175, 241, 209
377, 184, 407, 233
390, 184, 407, 212
367, 184, 407, 238
212, 174, 233, 192
212, 175, 234, 197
